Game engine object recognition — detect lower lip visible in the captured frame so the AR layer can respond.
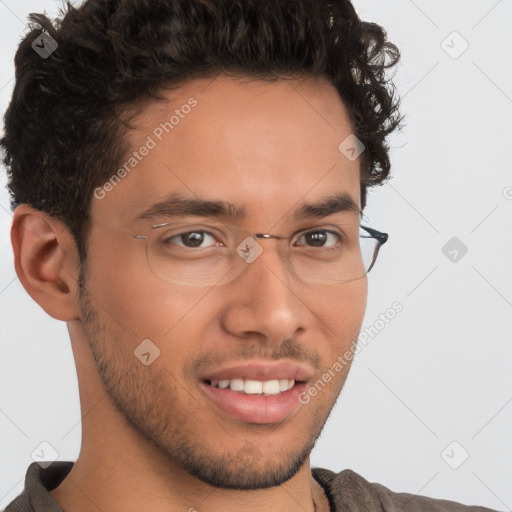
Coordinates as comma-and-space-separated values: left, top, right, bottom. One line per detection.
199, 381, 307, 424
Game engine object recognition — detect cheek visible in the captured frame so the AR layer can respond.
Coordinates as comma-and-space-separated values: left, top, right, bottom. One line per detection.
99, 278, 213, 343
311, 277, 367, 323
85, 270, 214, 377
313, 278, 367, 358
85, 238, 211, 345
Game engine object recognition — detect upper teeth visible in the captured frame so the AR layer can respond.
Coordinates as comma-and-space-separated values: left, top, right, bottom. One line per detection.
209, 378, 295, 395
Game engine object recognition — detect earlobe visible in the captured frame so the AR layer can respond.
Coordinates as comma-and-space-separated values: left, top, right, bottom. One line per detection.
10, 205, 81, 322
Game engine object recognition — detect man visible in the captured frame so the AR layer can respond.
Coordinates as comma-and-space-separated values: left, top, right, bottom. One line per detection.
0, 0, 499, 511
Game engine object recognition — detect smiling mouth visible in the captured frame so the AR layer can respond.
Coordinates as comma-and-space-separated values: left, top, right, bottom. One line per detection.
204, 378, 298, 395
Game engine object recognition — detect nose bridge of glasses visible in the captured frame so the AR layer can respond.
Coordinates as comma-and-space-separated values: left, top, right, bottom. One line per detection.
256, 233, 290, 260
231, 228, 292, 271
253, 233, 286, 241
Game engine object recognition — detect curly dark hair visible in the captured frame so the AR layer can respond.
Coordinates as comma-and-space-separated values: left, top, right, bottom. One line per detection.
1, 0, 403, 265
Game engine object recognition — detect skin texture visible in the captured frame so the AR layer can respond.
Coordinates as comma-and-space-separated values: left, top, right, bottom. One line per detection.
12, 74, 367, 512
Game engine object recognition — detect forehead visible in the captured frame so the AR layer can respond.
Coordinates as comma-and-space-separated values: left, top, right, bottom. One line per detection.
91, 73, 361, 230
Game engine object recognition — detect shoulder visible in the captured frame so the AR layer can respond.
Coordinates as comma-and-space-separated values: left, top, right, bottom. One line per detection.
2, 461, 74, 512
312, 467, 500, 512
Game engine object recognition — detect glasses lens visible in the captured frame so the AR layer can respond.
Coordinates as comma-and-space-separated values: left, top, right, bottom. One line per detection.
144, 222, 381, 286
290, 225, 379, 284
145, 222, 235, 286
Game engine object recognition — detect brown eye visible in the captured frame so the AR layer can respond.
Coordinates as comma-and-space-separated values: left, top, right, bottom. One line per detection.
162, 230, 219, 249
294, 229, 342, 249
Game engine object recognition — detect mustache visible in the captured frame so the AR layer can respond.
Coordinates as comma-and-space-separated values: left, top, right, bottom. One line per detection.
184, 338, 320, 378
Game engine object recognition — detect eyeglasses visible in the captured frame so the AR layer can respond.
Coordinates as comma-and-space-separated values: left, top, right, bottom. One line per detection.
132, 221, 388, 287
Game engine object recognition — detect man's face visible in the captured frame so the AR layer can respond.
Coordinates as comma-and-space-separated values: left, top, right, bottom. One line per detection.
79, 74, 367, 489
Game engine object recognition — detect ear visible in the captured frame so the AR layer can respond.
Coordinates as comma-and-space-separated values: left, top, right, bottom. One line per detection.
10, 204, 81, 321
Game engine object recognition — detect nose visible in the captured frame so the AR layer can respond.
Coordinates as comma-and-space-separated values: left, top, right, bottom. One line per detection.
220, 237, 310, 345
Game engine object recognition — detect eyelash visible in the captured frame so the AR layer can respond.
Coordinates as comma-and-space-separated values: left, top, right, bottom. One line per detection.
160, 227, 345, 250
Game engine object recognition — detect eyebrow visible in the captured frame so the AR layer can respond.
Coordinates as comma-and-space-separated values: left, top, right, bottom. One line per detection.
135, 192, 362, 223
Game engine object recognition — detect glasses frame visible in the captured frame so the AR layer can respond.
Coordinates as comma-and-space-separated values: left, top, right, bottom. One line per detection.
131, 220, 388, 285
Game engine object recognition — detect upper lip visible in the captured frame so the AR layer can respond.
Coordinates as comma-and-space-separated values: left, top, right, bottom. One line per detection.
201, 360, 315, 383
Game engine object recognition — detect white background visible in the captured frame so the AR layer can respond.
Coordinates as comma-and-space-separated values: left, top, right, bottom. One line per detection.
1, 1, 511, 510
